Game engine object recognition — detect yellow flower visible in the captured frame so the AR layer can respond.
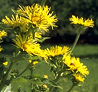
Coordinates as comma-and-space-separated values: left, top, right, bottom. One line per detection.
69, 15, 94, 27
17, 4, 57, 31
2, 15, 29, 32
13, 34, 47, 60
63, 54, 72, 67
0, 46, 3, 52
29, 60, 38, 65
0, 30, 7, 39
35, 32, 42, 39
83, 19, 94, 27
13, 34, 39, 55
3, 61, 8, 66
74, 74, 84, 82
24, 43, 47, 59
13, 34, 32, 51
44, 45, 70, 57
44, 75, 48, 79
42, 84, 48, 89
33, 61, 38, 65
63, 55, 89, 76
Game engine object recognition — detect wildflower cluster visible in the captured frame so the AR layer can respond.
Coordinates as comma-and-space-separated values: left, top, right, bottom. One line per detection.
0, 2, 94, 92
44, 46, 89, 83
63, 54, 89, 82
2, 4, 57, 32
0, 4, 58, 91
2, 4, 57, 62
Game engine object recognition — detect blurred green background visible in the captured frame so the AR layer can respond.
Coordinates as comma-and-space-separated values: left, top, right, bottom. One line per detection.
0, 0, 98, 44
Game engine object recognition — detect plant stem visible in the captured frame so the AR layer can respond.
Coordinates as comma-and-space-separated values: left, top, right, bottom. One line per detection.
29, 66, 33, 79
71, 31, 81, 52
16, 63, 32, 78
50, 72, 61, 92
0, 61, 14, 91
67, 84, 75, 92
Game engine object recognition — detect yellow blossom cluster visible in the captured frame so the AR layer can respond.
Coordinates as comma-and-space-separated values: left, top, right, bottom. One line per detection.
17, 4, 57, 31
2, 4, 57, 32
2, 4, 58, 63
44, 45, 89, 82
1, 3, 90, 85
63, 54, 89, 82
69, 15, 94, 27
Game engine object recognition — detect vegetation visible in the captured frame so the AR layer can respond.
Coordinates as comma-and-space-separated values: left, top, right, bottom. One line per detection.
0, 0, 98, 43
0, 0, 97, 92
1, 44, 98, 92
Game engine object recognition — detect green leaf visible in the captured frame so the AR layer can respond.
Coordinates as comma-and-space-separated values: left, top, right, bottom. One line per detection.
37, 37, 50, 43
23, 55, 42, 62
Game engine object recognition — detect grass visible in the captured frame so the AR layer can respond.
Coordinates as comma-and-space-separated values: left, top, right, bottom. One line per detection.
1, 43, 98, 92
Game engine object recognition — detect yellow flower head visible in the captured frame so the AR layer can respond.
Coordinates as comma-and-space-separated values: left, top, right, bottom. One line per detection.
3, 61, 8, 66
0, 46, 3, 52
29, 60, 38, 65
74, 74, 85, 82
69, 15, 94, 27
2, 15, 29, 32
13, 34, 47, 60
0, 30, 7, 39
63, 55, 89, 76
44, 75, 48, 79
44, 45, 70, 57
17, 4, 58, 31
33, 61, 38, 65
35, 32, 42, 39
13, 34, 39, 55
42, 84, 48, 89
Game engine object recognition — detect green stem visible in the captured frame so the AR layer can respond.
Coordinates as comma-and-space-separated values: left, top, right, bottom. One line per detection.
71, 31, 81, 52
50, 71, 61, 92
0, 61, 15, 91
67, 84, 75, 92
16, 63, 32, 78
50, 77, 59, 92
29, 66, 33, 79
50, 71, 73, 92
